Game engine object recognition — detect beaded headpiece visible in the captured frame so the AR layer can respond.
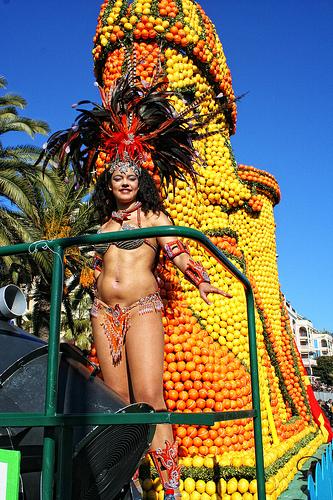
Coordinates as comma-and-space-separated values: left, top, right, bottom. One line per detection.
108, 152, 141, 177
36, 46, 235, 189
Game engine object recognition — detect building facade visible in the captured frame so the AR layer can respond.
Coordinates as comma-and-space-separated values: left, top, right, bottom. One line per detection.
285, 299, 333, 377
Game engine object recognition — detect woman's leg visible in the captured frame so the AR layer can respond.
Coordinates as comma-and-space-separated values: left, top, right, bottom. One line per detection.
125, 309, 181, 498
125, 309, 173, 447
91, 314, 131, 404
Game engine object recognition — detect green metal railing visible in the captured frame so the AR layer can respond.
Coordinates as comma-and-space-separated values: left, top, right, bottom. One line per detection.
0, 226, 266, 499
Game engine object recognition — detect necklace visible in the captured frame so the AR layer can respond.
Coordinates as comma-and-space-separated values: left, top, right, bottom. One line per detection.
111, 201, 142, 223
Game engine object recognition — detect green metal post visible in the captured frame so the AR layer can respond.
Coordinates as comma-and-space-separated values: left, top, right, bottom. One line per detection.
55, 426, 74, 500
246, 288, 266, 499
41, 245, 64, 500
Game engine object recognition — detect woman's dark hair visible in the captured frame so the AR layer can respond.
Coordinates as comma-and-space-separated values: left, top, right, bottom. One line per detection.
92, 167, 172, 223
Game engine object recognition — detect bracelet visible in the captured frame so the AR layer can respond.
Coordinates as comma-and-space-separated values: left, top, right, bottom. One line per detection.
184, 258, 210, 288
164, 239, 190, 260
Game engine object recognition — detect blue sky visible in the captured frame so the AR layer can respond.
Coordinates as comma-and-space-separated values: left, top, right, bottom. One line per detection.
1, 1, 332, 331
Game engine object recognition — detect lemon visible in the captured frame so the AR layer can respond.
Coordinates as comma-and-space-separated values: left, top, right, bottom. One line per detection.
205, 480, 216, 495
204, 457, 215, 468
189, 492, 201, 500
184, 477, 196, 494
265, 477, 276, 494
242, 493, 254, 500
153, 477, 163, 492
181, 492, 190, 500
200, 494, 210, 500
182, 457, 193, 467
231, 493, 242, 500
217, 478, 227, 495
227, 478, 238, 495
192, 456, 204, 467
231, 456, 243, 468
249, 479, 257, 494
195, 480, 206, 494
243, 456, 255, 467
237, 478, 249, 494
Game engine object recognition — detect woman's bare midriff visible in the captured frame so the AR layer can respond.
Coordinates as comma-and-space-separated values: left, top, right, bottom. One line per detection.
95, 242, 158, 307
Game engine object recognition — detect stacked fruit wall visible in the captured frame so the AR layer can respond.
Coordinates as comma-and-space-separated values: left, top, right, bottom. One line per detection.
91, 1, 325, 498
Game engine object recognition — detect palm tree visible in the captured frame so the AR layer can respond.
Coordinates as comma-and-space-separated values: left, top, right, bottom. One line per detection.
7, 172, 97, 340
0, 76, 55, 269
1, 169, 97, 340
0, 76, 49, 138
0, 77, 97, 341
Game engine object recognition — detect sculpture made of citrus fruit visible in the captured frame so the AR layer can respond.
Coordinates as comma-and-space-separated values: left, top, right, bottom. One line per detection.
88, 1, 331, 497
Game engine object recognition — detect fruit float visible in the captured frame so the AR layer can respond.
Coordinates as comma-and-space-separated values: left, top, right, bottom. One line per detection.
83, 0, 333, 497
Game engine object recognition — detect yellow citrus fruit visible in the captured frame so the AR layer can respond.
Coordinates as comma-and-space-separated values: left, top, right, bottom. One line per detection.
218, 456, 231, 467
195, 480, 206, 494
182, 457, 193, 467
231, 493, 242, 500
192, 456, 204, 467
243, 456, 255, 467
237, 478, 249, 494
184, 477, 196, 494
249, 479, 257, 494
242, 493, 254, 500
204, 457, 215, 468
227, 477, 238, 494
153, 477, 163, 492
265, 478, 276, 494
206, 480, 216, 495
189, 492, 201, 500
231, 456, 243, 468
266, 495, 277, 500
181, 492, 190, 500
217, 478, 227, 495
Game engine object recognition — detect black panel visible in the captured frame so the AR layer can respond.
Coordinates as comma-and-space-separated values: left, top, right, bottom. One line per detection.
0, 329, 155, 499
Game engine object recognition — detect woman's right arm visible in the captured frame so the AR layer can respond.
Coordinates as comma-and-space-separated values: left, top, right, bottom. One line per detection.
153, 213, 231, 304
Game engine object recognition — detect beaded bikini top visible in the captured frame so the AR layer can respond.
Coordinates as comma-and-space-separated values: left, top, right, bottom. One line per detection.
95, 202, 157, 255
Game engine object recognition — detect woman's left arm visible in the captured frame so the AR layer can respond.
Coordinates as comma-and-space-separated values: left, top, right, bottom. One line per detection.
155, 213, 232, 305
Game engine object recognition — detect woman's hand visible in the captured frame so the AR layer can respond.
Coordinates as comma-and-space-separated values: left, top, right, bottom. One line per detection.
198, 282, 232, 305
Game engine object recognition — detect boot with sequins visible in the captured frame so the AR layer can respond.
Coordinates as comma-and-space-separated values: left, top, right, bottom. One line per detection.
150, 440, 181, 499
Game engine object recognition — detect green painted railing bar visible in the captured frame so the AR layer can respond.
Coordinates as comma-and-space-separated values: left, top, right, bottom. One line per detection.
0, 409, 256, 427
42, 246, 64, 500
56, 426, 74, 500
0, 226, 266, 499
246, 286, 266, 500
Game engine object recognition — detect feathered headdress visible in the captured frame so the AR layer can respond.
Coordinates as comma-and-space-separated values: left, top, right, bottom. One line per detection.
37, 49, 234, 188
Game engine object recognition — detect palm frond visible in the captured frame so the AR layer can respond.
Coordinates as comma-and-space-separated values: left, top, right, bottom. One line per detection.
0, 106, 19, 119
0, 117, 49, 137
1, 144, 43, 160
0, 76, 7, 89
0, 94, 27, 109
0, 170, 37, 217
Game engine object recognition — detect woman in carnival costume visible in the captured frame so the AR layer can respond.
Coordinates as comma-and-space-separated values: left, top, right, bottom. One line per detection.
38, 54, 232, 499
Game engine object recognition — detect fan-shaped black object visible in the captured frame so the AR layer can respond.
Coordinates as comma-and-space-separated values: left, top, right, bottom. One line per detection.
72, 406, 151, 499
0, 324, 155, 499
